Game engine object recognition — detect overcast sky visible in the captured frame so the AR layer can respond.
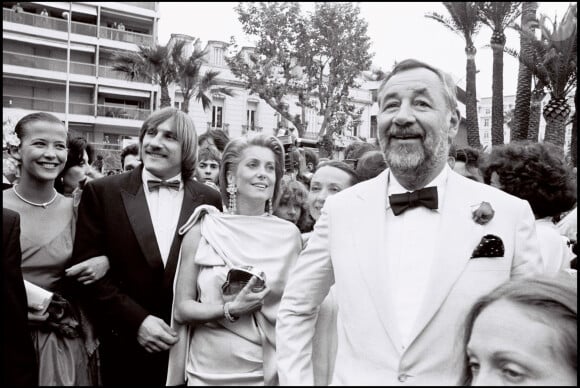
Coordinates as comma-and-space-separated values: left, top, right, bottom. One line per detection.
158, 2, 573, 98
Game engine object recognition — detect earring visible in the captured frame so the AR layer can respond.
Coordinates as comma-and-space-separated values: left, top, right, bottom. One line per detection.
227, 183, 237, 214
267, 198, 273, 216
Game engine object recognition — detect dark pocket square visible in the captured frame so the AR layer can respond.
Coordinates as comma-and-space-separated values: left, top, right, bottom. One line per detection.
471, 234, 505, 258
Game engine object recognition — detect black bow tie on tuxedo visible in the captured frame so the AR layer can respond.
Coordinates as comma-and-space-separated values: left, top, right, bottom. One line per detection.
389, 186, 438, 216
147, 179, 180, 192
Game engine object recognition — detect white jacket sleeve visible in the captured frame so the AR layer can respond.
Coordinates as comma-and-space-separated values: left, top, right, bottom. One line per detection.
276, 206, 335, 385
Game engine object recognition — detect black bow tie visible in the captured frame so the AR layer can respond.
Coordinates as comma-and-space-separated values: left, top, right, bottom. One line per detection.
389, 186, 438, 216
147, 179, 180, 192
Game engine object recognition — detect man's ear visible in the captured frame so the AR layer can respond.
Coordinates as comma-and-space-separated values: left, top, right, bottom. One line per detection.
448, 108, 461, 138
447, 156, 456, 169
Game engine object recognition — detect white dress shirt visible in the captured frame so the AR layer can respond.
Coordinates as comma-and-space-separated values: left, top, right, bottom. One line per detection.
142, 169, 184, 266
384, 165, 449, 349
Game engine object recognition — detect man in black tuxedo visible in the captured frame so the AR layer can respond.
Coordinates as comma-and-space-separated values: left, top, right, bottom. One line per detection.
2, 208, 39, 386
72, 108, 222, 385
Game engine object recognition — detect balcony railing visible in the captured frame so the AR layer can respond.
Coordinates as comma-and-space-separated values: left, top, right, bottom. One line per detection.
206, 122, 230, 134
90, 142, 122, 151
98, 65, 150, 83
3, 95, 149, 120
97, 104, 150, 120
3, 8, 97, 37
69, 101, 95, 116
4, 51, 96, 76
4, 95, 65, 113
99, 27, 154, 46
242, 125, 263, 134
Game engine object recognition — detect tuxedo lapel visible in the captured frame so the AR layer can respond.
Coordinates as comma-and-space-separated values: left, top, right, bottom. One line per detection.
353, 171, 404, 353
121, 167, 164, 271
407, 172, 481, 344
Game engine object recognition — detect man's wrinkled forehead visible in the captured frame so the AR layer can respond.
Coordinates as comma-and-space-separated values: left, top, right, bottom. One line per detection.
378, 67, 456, 110
380, 86, 434, 103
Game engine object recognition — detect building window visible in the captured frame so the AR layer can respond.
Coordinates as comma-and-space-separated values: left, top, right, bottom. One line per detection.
212, 106, 223, 128
484, 118, 490, 127
173, 101, 182, 110
213, 47, 224, 66
485, 108, 491, 115
247, 109, 256, 128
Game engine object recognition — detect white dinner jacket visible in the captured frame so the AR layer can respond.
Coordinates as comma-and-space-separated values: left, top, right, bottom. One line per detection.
276, 168, 543, 386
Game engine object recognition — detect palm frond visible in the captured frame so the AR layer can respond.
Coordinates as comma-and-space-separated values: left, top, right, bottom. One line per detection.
478, 2, 522, 31
510, 6, 577, 99
425, 12, 462, 36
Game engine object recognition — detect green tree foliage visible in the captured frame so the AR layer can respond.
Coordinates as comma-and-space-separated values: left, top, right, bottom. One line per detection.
112, 43, 177, 108
226, 2, 373, 138
507, 3, 577, 147
171, 39, 234, 113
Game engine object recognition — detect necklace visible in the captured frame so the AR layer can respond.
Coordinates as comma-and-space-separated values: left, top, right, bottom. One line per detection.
13, 184, 58, 209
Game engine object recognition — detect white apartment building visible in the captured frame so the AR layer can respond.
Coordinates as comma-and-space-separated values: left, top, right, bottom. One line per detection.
478, 94, 573, 152
3, 2, 160, 152
169, 36, 374, 144
477, 95, 517, 149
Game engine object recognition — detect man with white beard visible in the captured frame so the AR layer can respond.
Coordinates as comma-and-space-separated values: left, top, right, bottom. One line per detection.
276, 59, 543, 385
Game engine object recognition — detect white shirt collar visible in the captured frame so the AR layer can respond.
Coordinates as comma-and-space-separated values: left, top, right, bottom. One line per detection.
142, 169, 183, 192
386, 164, 450, 212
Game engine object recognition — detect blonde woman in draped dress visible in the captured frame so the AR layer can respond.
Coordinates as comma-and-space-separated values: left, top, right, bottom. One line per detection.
167, 134, 302, 386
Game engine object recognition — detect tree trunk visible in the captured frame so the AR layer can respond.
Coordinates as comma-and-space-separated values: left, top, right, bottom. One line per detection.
571, 89, 577, 167
465, 46, 482, 149
527, 88, 544, 141
181, 96, 191, 113
543, 97, 570, 148
570, 108, 577, 167
512, 2, 538, 140
318, 133, 334, 159
490, 36, 505, 145
160, 84, 172, 108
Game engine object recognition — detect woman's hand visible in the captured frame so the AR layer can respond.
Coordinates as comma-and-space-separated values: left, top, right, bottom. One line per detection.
65, 255, 110, 285
28, 310, 49, 322
227, 276, 270, 317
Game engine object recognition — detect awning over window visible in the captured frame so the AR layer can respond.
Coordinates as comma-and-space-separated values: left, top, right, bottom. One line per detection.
98, 86, 150, 98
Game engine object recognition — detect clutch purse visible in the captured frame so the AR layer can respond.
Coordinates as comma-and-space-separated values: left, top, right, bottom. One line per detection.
221, 265, 266, 296
24, 280, 53, 315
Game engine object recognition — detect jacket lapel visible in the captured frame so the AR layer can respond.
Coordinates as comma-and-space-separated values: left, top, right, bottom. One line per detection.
407, 171, 481, 344
353, 170, 405, 353
121, 166, 164, 271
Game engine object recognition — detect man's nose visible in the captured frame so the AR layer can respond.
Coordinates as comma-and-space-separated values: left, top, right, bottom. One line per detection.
149, 133, 164, 147
393, 102, 416, 125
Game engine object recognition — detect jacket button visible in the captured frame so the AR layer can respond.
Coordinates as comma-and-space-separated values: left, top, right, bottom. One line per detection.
398, 373, 409, 383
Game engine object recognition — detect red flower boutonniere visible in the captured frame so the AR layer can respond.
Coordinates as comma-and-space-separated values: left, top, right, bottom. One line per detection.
471, 201, 495, 225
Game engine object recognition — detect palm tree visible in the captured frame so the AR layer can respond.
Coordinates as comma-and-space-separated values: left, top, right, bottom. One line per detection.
112, 43, 177, 108
478, 2, 522, 146
507, 4, 577, 147
426, 2, 483, 149
511, 2, 539, 141
527, 78, 546, 141
540, 5, 577, 147
171, 39, 235, 113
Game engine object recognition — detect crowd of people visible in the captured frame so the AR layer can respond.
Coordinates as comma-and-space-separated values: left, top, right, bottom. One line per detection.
2, 58, 577, 386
